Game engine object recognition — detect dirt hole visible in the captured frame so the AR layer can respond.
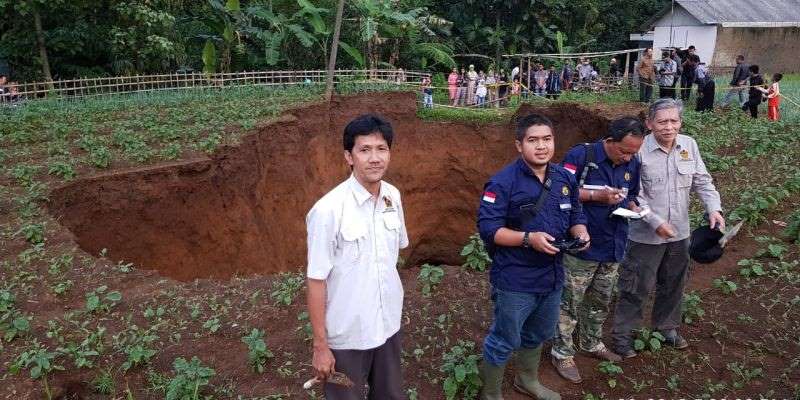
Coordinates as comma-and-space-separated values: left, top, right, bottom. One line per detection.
48, 93, 639, 281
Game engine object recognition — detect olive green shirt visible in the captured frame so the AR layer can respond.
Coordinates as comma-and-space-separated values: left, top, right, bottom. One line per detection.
630, 133, 722, 244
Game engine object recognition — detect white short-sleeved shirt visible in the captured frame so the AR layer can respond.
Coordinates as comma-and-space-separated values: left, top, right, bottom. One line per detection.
306, 175, 409, 350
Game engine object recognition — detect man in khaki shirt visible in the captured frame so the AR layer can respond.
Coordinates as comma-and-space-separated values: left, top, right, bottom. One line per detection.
638, 48, 656, 103
611, 98, 725, 358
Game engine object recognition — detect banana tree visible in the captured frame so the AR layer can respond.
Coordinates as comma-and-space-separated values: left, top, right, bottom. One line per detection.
245, 0, 330, 68
348, 0, 453, 70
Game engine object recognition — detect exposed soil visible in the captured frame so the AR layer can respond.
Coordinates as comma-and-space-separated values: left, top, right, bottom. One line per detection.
5, 92, 796, 399
47, 92, 635, 281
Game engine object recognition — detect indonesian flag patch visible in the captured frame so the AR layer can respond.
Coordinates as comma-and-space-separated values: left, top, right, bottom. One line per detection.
564, 163, 577, 174
482, 191, 497, 203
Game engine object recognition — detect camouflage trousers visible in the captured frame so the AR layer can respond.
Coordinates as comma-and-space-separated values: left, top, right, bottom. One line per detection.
551, 253, 619, 359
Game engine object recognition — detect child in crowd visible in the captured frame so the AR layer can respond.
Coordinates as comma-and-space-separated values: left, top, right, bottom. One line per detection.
741, 65, 764, 119
766, 73, 783, 121
476, 77, 487, 108
511, 78, 521, 105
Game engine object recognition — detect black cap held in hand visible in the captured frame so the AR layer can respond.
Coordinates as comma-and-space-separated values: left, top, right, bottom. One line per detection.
689, 226, 724, 264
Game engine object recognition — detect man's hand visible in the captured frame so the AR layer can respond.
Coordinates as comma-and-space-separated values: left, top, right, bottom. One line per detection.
591, 188, 625, 205
708, 211, 726, 231
570, 225, 591, 251
627, 202, 642, 213
312, 343, 336, 380
529, 232, 559, 255
655, 223, 677, 239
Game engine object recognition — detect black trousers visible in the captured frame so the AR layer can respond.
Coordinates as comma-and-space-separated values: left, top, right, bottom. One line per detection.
742, 100, 760, 119
659, 86, 674, 98
325, 331, 404, 400
695, 82, 715, 112
680, 75, 693, 101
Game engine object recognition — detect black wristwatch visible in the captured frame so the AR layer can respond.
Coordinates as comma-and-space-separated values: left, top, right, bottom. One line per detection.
522, 232, 531, 248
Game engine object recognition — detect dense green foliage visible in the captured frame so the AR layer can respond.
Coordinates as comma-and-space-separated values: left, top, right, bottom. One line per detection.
0, 0, 665, 81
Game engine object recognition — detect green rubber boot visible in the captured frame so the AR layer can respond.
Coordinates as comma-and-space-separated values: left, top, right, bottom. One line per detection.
513, 347, 561, 400
479, 361, 506, 400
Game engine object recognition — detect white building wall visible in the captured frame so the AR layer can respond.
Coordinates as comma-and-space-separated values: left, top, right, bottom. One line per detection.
653, 25, 717, 62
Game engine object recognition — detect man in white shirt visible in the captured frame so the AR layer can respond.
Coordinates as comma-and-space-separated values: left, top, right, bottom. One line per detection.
306, 114, 409, 399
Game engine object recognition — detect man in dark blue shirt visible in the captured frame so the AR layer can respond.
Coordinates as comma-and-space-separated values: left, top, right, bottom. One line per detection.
550, 117, 645, 384
477, 114, 588, 400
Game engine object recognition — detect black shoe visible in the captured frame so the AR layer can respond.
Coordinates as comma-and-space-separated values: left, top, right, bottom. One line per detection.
660, 330, 689, 350
614, 346, 637, 359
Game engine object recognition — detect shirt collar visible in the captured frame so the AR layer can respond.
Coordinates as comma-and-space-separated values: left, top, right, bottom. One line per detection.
348, 174, 378, 205
516, 158, 552, 180
645, 133, 683, 154
593, 141, 608, 164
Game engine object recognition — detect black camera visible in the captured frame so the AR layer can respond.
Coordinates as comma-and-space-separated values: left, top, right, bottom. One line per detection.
550, 237, 588, 252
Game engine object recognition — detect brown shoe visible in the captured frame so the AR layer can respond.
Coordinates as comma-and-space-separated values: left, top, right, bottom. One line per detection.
585, 346, 622, 362
551, 356, 582, 384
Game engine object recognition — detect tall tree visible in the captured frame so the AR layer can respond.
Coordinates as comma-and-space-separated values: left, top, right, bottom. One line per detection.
325, 0, 346, 100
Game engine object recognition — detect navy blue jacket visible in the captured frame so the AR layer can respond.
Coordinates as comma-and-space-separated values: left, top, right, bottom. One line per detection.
478, 159, 587, 294
562, 142, 641, 263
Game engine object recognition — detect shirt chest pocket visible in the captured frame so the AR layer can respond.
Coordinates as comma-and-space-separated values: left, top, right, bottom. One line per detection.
383, 212, 401, 247
677, 161, 695, 188
337, 223, 367, 271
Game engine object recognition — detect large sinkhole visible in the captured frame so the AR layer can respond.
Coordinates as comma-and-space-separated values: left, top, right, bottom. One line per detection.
48, 92, 638, 281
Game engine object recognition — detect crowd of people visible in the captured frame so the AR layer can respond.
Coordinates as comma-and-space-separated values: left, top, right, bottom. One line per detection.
426, 59, 622, 108
639, 46, 784, 121
306, 98, 724, 399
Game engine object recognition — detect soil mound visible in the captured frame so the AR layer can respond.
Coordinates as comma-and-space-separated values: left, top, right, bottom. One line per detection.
48, 92, 642, 281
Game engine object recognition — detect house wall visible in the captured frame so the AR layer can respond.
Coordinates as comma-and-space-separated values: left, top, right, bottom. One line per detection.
653, 25, 717, 61
712, 26, 800, 73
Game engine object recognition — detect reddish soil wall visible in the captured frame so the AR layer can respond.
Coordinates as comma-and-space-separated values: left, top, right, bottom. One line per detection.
48, 92, 640, 281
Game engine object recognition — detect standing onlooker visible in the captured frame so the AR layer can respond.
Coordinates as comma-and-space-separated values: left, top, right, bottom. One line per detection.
545, 65, 561, 100
421, 74, 433, 108
534, 64, 548, 96
455, 68, 468, 106
561, 62, 574, 92
447, 68, 459, 103
679, 52, 696, 101
476, 76, 488, 108
498, 69, 509, 106
577, 58, 594, 87
511, 78, 521, 105
658, 51, 677, 99
638, 48, 656, 103
670, 49, 682, 99
719, 55, 749, 109
467, 64, 478, 105
694, 63, 715, 113
609, 58, 620, 78
766, 73, 783, 121
741, 65, 764, 119
486, 69, 497, 107
611, 98, 725, 358
0, 73, 9, 99
306, 114, 409, 400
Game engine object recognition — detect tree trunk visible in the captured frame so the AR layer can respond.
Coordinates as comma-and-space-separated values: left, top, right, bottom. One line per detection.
325, 0, 345, 101
494, 12, 502, 69
32, 3, 54, 89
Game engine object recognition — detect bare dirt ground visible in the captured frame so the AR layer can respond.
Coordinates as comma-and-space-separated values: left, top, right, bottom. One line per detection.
2, 92, 797, 399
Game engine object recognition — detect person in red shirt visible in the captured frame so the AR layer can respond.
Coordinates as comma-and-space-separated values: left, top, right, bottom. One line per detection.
766, 73, 783, 121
